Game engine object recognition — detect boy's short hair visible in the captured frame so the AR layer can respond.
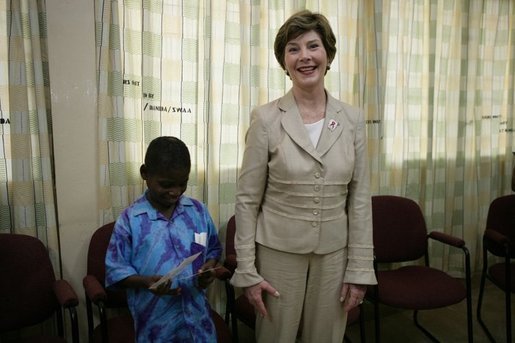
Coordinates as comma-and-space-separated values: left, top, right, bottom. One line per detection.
144, 136, 191, 174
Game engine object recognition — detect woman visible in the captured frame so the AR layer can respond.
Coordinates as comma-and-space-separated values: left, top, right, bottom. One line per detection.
230, 10, 377, 343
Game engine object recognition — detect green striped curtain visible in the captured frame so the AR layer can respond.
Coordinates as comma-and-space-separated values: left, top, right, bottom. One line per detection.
374, 0, 514, 274
0, 0, 60, 270
95, 0, 514, 282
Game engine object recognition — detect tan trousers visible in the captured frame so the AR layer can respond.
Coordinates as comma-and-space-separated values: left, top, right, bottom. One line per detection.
255, 244, 348, 343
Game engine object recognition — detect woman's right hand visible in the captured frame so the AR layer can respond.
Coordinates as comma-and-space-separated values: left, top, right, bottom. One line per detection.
244, 280, 280, 318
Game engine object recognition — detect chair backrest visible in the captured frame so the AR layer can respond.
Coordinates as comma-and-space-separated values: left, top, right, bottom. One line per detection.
86, 222, 127, 307
224, 215, 237, 273
371, 195, 428, 263
0, 233, 58, 332
485, 194, 515, 256
225, 215, 236, 257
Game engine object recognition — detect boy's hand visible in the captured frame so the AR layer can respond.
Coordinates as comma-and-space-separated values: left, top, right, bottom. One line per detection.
196, 259, 219, 289
147, 275, 181, 296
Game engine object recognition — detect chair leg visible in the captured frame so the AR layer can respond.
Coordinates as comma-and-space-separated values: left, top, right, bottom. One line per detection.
231, 315, 239, 343
477, 259, 496, 342
359, 303, 365, 343
85, 296, 94, 341
464, 246, 473, 343
56, 307, 65, 337
413, 310, 438, 342
373, 297, 380, 343
506, 286, 512, 343
505, 253, 512, 343
67, 307, 80, 343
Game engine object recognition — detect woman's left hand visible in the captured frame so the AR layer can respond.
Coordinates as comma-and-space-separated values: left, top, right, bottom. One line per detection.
340, 283, 367, 313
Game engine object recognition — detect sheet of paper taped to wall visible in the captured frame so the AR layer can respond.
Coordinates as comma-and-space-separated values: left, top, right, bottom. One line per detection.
149, 251, 202, 290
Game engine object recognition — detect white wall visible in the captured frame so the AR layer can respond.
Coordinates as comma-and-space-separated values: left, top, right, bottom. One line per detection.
46, 1, 98, 341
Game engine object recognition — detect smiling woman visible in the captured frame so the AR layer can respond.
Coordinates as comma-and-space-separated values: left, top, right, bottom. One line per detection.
230, 10, 376, 343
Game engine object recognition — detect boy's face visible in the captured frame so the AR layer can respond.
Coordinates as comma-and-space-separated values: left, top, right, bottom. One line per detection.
141, 166, 189, 214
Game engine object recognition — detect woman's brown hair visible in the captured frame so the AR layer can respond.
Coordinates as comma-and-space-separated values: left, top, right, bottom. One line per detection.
274, 10, 337, 73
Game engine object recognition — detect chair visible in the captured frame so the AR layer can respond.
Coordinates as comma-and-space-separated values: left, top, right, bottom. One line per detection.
368, 195, 473, 343
83, 222, 233, 343
0, 233, 79, 343
223, 215, 364, 343
83, 222, 133, 343
477, 194, 515, 343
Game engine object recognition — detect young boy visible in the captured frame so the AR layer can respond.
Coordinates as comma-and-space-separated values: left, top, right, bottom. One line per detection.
105, 136, 222, 342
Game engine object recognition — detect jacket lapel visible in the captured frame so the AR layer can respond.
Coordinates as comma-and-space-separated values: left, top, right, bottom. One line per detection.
278, 90, 345, 163
278, 91, 322, 163
316, 93, 345, 157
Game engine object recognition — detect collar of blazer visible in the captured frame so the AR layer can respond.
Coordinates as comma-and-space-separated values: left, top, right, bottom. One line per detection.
278, 89, 345, 164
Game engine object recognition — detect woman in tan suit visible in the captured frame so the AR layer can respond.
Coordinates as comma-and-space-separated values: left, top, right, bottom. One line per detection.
230, 10, 377, 342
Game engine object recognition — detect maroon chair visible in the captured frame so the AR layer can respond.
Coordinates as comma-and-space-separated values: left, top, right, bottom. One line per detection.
223, 215, 364, 343
83, 222, 133, 343
477, 194, 515, 343
0, 233, 79, 343
368, 195, 472, 343
83, 222, 232, 343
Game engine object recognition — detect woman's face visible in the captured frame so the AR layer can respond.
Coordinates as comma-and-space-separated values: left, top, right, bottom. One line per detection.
284, 30, 328, 90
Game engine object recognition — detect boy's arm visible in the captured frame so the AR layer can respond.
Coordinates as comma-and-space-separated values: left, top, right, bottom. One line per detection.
196, 258, 219, 289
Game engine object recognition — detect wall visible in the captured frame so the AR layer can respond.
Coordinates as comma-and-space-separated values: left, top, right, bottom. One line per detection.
46, 1, 98, 341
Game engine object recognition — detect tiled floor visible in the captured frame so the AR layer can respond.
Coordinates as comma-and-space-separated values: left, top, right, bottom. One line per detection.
232, 272, 513, 343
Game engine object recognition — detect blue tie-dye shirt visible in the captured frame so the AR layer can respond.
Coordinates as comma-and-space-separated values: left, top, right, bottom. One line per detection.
105, 192, 222, 343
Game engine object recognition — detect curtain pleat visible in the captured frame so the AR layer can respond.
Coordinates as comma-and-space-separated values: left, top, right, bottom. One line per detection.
0, 0, 60, 273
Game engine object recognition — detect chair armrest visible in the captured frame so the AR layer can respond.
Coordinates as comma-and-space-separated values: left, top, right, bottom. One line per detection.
223, 254, 237, 274
428, 231, 465, 248
428, 230, 471, 287
54, 279, 80, 343
484, 229, 509, 245
83, 274, 107, 303
53, 279, 79, 308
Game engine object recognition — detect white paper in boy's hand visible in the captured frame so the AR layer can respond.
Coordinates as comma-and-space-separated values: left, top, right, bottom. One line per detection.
149, 251, 202, 290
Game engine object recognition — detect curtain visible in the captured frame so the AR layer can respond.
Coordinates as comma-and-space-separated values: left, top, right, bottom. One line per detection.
95, 0, 514, 292
0, 0, 60, 272
374, 0, 514, 274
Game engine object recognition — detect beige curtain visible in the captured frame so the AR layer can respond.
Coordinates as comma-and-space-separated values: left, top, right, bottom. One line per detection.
0, 0, 60, 272
95, 0, 514, 288
372, 0, 514, 274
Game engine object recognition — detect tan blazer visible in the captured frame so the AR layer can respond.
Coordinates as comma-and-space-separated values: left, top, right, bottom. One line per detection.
231, 90, 377, 288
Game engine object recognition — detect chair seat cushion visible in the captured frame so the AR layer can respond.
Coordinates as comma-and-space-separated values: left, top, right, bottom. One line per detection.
211, 309, 232, 343
17, 336, 67, 343
234, 295, 256, 329
489, 262, 515, 292
92, 314, 135, 343
377, 265, 466, 309
347, 305, 360, 325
